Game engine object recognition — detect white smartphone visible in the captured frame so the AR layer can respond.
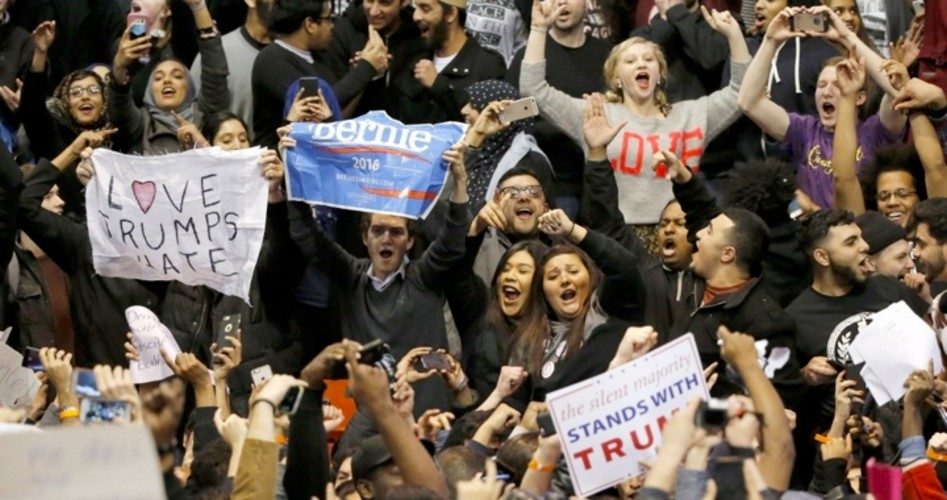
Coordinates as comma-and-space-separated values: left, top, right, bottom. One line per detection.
80, 399, 132, 423
250, 364, 273, 386
498, 96, 539, 123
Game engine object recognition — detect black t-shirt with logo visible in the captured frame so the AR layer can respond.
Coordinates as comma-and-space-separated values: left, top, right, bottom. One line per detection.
787, 275, 928, 423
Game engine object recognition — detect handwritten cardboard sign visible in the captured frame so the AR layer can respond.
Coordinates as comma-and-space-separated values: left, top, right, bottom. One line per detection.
545, 334, 708, 496
0, 342, 39, 410
0, 424, 164, 499
126, 306, 181, 384
86, 147, 268, 301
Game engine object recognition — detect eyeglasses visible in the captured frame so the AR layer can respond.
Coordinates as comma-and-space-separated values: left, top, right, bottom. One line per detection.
369, 225, 408, 238
877, 188, 917, 202
67, 85, 102, 98
499, 185, 543, 199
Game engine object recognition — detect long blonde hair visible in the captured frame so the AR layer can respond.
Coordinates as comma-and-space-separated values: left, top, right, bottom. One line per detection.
602, 37, 671, 115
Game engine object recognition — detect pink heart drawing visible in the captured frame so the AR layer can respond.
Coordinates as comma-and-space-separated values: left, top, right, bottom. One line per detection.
132, 180, 157, 214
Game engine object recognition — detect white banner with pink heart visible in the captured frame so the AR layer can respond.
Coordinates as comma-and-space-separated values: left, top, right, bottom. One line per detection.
85, 147, 268, 301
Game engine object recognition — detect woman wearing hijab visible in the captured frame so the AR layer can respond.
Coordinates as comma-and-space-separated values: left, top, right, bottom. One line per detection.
21, 21, 112, 214
461, 80, 553, 211
108, 0, 230, 155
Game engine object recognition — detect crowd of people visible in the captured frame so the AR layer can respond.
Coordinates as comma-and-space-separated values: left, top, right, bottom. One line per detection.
1, 0, 947, 498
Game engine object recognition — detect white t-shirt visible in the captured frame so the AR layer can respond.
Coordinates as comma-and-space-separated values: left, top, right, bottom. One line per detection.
433, 53, 459, 73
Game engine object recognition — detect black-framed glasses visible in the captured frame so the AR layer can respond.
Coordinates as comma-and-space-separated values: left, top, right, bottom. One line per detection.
67, 85, 102, 98
877, 188, 917, 202
499, 185, 543, 199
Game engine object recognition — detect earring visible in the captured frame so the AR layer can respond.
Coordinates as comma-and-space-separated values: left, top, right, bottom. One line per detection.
616, 81, 622, 90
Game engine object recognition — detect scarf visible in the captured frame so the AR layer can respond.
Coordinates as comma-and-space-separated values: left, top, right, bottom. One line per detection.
142, 62, 197, 137
464, 80, 534, 205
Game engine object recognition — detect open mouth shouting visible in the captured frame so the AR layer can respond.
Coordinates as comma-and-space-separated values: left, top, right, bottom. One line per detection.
515, 205, 534, 220
161, 85, 177, 99
378, 248, 394, 260
857, 256, 874, 275
754, 13, 766, 32
634, 71, 651, 90
820, 101, 836, 117
501, 284, 521, 303
661, 237, 677, 259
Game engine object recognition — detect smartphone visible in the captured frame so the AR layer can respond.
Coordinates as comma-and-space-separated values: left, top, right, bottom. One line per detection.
359, 339, 390, 365
278, 386, 305, 415
127, 13, 150, 40
80, 399, 132, 423
537, 411, 556, 437
299, 77, 321, 99
72, 368, 100, 399
498, 96, 539, 123
791, 11, 829, 32
214, 314, 240, 360
826, 358, 845, 372
415, 352, 451, 372
696, 398, 729, 429
251, 364, 273, 386
22, 347, 43, 372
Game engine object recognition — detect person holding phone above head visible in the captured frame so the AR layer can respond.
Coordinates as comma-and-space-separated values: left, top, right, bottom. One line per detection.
458, 80, 552, 211
109, 0, 230, 155
738, 6, 906, 211
520, 0, 750, 250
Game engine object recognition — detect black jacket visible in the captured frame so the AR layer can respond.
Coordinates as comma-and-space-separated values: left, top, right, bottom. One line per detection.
667, 176, 802, 403
318, 5, 426, 119
160, 202, 305, 412
10, 0, 124, 89
16, 159, 165, 366
393, 37, 506, 124
581, 158, 695, 342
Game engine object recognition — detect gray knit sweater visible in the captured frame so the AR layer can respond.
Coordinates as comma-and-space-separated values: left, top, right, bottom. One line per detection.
520, 58, 748, 224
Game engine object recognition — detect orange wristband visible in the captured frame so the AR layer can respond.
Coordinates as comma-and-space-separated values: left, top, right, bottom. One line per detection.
58, 407, 79, 420
528, 458, 555, 473
927, 447, 947, 462
814, 433, 831, 444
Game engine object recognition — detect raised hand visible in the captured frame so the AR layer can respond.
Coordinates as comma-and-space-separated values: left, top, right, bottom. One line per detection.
809, 5, 851, 45
39, 347, 76, 407
881, 59, 911, 92
286, 88, 324, 123
893, 78, 947, 112
530, 0, 566, 29
442, 142, 468, 180
890, 17, 922, 68
359, 27, 391, 75
212, 333, 244, 383
95, 365, 143, 422
76, 148, 96, 186
717, 326, 759, 372
494, 366, 528, 398
70, 127, 118, 155
582, 93, 624, 151
468, 101, 512, 144
610, 326, 659, 369
653, 149, 691, 184
31, 20, 56, 54
173, 111, 209, 149
259, 149, 286, 202
835, 55, 867, 97
214, 407, 249, 446
537, 208, 576, 237
470, 191, 511, 235
701, 6, 742, 39
764, 7, 801, 43
114, 23, 153, 75
416, 409, 455, 441
323, 403, 346, 432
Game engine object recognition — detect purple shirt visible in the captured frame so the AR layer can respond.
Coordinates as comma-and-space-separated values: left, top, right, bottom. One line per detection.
783, 113, 898, 209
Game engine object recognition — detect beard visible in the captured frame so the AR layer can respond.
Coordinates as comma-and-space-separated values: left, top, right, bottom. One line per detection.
426, 16, 449, 50
922, 252, 946, 283
830, 258, 867, 287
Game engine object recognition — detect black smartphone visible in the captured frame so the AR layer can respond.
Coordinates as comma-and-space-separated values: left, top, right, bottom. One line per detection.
215, 314, 240, 353
696, 398, 729, 430
415, 352, 451, 372
537, 411, 556, 437
359, 339, 389, 365
278, 386, 305, 415
22, 347, 43, 372
299, 77, 321, 99
127, 13, 150, 40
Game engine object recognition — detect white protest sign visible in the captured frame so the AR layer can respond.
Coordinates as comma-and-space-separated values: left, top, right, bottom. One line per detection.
545, 334, 708, 497
848, 301, 943, 405
0, 424, 164, 500
126, 306, 182, 384
0, 342, 39, 410
86, 147, 268, 301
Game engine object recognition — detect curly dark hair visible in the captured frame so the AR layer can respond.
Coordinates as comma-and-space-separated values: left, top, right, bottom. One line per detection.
910, 198, 947, 245
723, 159, 797, 226
859, 144, 926, 210
797, 209, 856, 255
